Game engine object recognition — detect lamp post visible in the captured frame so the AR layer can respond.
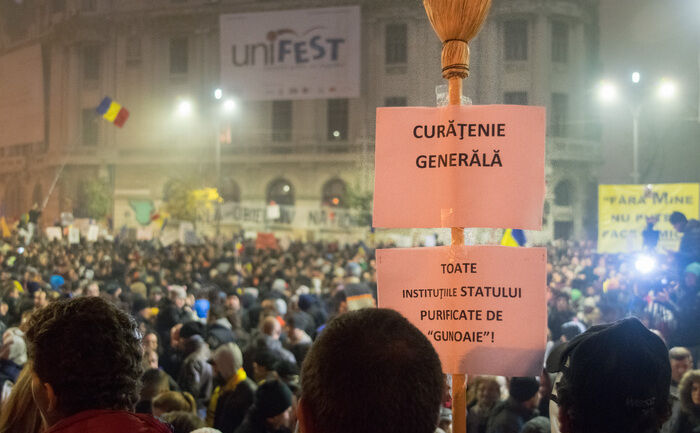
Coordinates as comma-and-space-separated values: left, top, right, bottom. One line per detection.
597, 73, 676, 184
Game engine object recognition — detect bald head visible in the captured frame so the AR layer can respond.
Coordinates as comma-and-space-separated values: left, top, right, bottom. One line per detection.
262, 316, 281, 339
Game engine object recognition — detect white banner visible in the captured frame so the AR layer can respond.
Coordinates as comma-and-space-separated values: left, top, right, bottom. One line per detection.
219, 6, 361, 100
221, 203, 368, 230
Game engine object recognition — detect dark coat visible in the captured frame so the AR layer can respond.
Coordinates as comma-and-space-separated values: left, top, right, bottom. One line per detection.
214, 378, 257, 433
0, 359, 22, 385
233, 411, 291, 433
177, 336, 213, 410
486, 397, 538, 433
678, 219, 700, 269
242, 334, 296, 379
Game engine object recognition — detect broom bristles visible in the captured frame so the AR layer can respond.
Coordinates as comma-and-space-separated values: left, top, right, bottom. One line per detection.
423, 0, 492, 79
423, 0, 491, 42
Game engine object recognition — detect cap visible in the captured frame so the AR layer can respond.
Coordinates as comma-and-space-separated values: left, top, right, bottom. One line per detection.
180, 321, 206, 339
546, 317, 670, 416
254, 380, 292, 419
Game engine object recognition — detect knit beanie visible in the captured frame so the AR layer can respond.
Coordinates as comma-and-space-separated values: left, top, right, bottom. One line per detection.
509, 377, 539, 402
254, 380, 292, 419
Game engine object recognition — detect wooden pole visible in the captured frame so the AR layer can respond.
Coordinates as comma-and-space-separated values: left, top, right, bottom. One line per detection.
448, 74, 467, 433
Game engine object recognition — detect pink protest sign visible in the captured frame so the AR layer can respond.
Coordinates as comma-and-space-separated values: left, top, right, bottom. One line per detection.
373, 105, 545, 229
377, 245, 546, 376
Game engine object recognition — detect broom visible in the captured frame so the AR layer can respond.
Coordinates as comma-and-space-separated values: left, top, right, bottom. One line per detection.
422, 1, 492, 432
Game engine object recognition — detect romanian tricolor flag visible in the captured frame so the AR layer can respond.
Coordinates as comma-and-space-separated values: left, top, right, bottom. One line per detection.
501, 229, 526, 247
96, 97, 130, 127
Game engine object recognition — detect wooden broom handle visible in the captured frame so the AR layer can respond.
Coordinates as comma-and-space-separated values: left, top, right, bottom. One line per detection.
448, 74, 467, 433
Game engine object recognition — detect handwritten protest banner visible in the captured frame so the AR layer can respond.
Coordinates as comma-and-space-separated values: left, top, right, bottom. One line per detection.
598, 183, 699, 253
374, 105, 545, 229
377, 245, 546, 376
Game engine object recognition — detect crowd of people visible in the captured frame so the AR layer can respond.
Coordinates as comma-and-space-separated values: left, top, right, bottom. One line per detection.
0, 225, 696, 433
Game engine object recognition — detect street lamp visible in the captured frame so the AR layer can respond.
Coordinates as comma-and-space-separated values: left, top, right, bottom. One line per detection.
597, 75, 677, 184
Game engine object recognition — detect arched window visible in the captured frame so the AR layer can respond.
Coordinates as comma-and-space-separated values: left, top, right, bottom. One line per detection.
322, 178, 347, 208
554, 180, 573, 206
220, 178, 241, 203
4, 183, 24, 220
266, 178, 294, 206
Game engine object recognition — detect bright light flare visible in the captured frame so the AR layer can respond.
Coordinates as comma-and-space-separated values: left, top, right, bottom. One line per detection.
658, 80, 676, 100
598, 81, 618, 103
214, 88, 223, 100
635, 255, 656, 274
222, 99, 237, 113
632, 72, 641, 84
176, 100, 193, 117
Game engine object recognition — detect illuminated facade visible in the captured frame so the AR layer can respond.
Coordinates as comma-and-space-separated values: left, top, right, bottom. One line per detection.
0, 0, 600, 241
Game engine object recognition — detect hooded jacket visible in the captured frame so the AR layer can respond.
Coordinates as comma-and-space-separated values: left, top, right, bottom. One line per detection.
45, 409, 172, 433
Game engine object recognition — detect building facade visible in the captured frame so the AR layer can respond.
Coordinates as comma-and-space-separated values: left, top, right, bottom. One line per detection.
0, 0, 601, 241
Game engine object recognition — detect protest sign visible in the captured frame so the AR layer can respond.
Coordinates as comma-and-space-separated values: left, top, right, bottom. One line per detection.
374, 105, 545, 229
377, 245, 546, 376
45, 227, 62, 241
598, 183, 699, 253
68, 227, 80, 245
255, 233, 279, 250
87, 225, 99, 242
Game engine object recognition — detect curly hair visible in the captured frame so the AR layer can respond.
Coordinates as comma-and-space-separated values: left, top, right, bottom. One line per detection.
24, 297, 142, 416
679, 370, 700, 422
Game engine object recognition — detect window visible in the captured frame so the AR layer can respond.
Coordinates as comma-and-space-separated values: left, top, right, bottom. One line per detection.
220, 178, 240, 203
126, 36, 141, 66
552, 21, 569, 63
82, 108, 98, 146
504, 92, 528, 105
504, 20, 527, 61
384, 96, 407, 107
272, 100, 292, 142
169, 38, 188, 74
322, 178, 347, 208
385, 23, 407, 64
327, 99, 348, 140
267, 178, 294, 206
82, 45, 100, 81
554, 180, 573, 206
550, 93, 568, 136
554, 221, 573, 240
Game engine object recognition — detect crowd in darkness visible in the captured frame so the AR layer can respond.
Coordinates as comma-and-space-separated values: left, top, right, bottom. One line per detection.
0, 228, 696, 433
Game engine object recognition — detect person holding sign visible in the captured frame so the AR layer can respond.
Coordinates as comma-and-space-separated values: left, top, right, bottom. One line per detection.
297, 308, 444, 433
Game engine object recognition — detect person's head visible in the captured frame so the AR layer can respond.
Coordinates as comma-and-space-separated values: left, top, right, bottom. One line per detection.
142, 332, 159, 354
33, 290, 47, 309
140, 368, 171, 402
509, 377, 540, 409
211, 342, 243, 383
0, 365, 45, 433
251, 380, 293, 431
160, 411, 205, 433
670, 211, 688, 232
151, 391, 196, 418
25, 297, 143, 427
475, 376, 501, 408
547, 317, 671, 433
669, 347, 693, 384
170, 286, 187, 309
684, 262, 700, 289
225, 292, 240, 311
253, 348, 279, 383
555, 294, 569, 312
299, 308, 443, 433
142, 350, 159, 370
678, 370, 700, 415
85, 282, 100, 297
261, 316, 281, 340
